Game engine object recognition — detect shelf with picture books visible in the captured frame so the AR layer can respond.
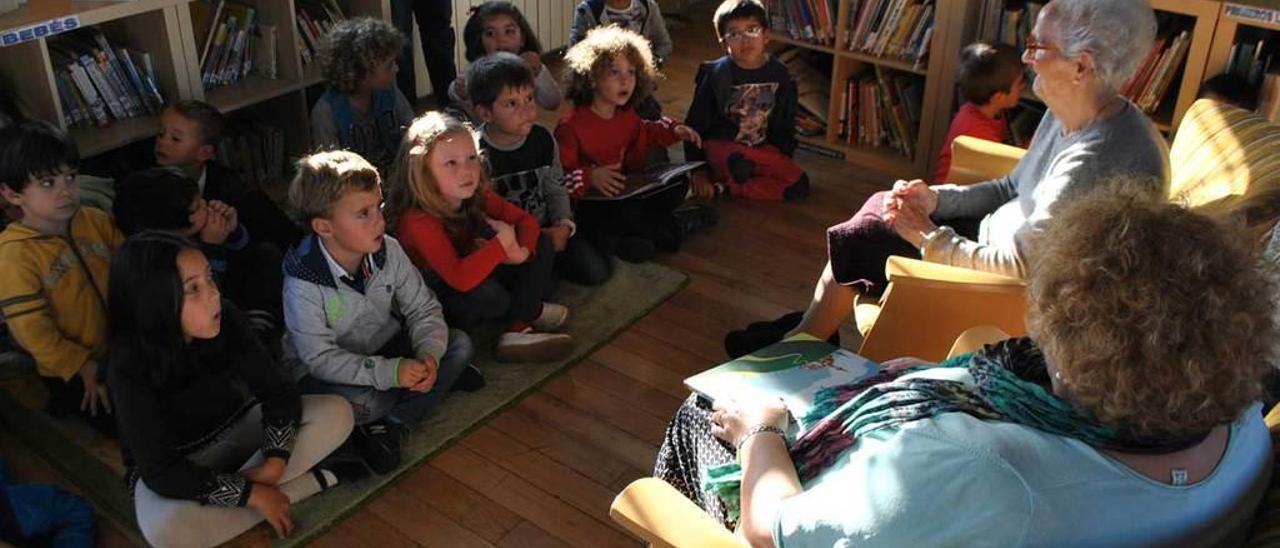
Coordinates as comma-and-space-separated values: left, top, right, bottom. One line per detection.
969, 0, 1219, 134
1204, 2, 1280, 122
0, 1, 191, 157
765, 0, 959, 178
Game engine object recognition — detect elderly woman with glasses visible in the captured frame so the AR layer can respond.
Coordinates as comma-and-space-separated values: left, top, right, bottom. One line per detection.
658, 180, 1274, 546
724, 0, 1173, 357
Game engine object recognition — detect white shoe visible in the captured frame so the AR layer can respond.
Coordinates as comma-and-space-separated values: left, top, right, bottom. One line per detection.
496, 330, 574, 362
531, 302, 569, 332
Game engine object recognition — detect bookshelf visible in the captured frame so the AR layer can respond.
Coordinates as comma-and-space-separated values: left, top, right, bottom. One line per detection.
768, 0, 967, 179
962, 0, 1219, 136
1203, 2, 1280, 117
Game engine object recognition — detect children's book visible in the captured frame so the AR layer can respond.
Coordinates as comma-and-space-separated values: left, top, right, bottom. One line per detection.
684, 335, 880, 420
582, 161, 705, 201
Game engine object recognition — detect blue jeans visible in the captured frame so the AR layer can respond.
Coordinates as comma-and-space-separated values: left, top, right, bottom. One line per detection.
302, 328, 474, 425
5, 484, 94, 548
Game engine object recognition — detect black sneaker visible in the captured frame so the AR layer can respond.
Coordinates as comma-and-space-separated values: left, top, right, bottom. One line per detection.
727, 152, 756, 183
453, 364, 486, 392
672, 204, 719, 236
783, 174, 811, 201
353, 420, 402, 475
312, 444, 371, 489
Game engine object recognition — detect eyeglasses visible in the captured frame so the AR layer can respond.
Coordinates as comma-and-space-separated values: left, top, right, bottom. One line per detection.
1024, 36, 1059, 55
722, 26, 764, 43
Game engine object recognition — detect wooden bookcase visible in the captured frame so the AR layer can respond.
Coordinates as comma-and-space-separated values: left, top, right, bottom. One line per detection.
770, 0, 969, 179
1202, 2, 1280, 88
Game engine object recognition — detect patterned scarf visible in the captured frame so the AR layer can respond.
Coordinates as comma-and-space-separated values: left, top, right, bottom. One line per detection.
703, 337, 1203, 521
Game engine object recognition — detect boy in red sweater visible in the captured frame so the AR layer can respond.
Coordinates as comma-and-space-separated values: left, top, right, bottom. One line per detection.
388, 112, 574, 363
555, 26, 714, 262
934, 42, 1025, 183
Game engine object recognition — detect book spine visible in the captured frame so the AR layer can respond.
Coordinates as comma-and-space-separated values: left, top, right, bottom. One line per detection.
78, 54, 126, 120
67, 63, 110, 126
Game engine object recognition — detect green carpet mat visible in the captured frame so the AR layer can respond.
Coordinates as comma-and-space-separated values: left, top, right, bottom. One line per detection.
0, 259, 688, 546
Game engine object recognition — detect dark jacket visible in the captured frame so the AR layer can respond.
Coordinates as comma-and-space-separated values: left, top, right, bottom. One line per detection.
204, 162, 304, 251
110, 301, 301, 507
684, 55, 798, 162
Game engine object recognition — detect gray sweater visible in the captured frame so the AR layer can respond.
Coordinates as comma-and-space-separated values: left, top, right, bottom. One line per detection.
282, 234, 448, 391
925, 100, 1170, 278
570, 0, 672, 62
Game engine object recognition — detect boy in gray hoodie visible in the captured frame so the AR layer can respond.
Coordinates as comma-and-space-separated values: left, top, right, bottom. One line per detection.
282, 150, 481, 474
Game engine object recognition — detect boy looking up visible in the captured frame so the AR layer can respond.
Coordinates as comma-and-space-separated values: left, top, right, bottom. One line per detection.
685, 0, 808, 201
282, 150, 481, 475
470, 52, 611, 286
155, 100, 303, 250
0, 121, 120, 434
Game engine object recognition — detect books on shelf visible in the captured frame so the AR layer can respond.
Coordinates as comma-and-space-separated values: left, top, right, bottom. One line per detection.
1122, 26, 1192, 115
845, 0, 936, 67
296, 0, 348, 66
215, 120, 286, 189
49, 28, 166, 129
766, 0, 838, 46
684, 335, 880, 420
778, 48, 831, 136
1225, 39, 1274, 86
976, 0, 1042, 51
838, 67, 922, 158
199, 1, 269, 89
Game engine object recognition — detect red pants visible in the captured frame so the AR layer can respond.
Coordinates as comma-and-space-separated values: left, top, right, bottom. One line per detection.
704, 140, 805, 201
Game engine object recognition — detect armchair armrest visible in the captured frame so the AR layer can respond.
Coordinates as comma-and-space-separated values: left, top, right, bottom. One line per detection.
611, 478, 747, 548
946, 135, 1026, 185
858, 258, 1028, 363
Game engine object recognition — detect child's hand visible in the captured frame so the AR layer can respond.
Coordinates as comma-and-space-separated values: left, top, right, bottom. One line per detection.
543, 225, 571, 252
520, 51, 543, 74
486, 218, 518, 249
398, 359, 429, 388
79, 360, 111, 417
502, 245, 531, 265
591, 164, 627, 197
219, 202, 240, 232
675, 125, 702, 148
199, 201, 235, 245
453, 72, 468, 100
241, 456, 287, 486
406, 357, 438, 393
690, 172, 717, 199
248, 483, 293, 538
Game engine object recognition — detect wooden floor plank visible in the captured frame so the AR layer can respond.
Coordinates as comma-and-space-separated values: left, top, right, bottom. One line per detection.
398, 467, 524, 543
367, 484, 496, 548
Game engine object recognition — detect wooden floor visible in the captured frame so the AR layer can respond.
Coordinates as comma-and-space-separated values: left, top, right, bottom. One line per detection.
0, 2, 893, 546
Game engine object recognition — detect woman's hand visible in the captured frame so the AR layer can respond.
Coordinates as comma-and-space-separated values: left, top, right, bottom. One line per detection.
884, 199, 938, 248
881, 356, 935, 373
709, 397, 789, 447
886, 179, 938, 217
241, 457, 286, 486
590, 164, 627, 197
248, 483, 293, 539
675, 124, 703, 149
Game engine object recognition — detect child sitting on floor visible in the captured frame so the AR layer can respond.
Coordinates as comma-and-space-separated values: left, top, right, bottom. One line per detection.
388, 111, 576, 362
469, 53, 612, 286
934, 42, 1025, 184
113, 167, 284, 335
155, 100, 302, 250
685, 0, 809, 201
107, 231, 362, 547
311, 17, 416, 174
556, 26, 716, 262
451, 1, 563, 116
0, 121, 120, 435
283, 150, 481, 476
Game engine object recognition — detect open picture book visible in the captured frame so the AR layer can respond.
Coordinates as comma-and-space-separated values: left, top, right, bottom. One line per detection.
685, 335, 881, 422
582, 161, 705, 201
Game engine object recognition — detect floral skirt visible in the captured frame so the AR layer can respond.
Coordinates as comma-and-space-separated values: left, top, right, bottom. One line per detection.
653, 395, 738, 528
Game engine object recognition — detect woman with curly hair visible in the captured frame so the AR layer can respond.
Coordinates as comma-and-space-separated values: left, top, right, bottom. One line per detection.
553, 26, 713, 262
656, 179, 1275, 546
310, 17, 414, 173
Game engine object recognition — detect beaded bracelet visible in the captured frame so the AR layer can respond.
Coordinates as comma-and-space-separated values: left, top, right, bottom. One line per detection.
735, 424, 786, 452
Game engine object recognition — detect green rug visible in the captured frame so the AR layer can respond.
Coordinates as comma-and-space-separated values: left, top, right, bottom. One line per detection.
0, 259, 688, 546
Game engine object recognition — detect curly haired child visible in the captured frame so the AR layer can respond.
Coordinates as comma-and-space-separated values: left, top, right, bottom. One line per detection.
387, 112, 575, 362
555, 26, 715, 261
311, 17, 415, 173
450, 1, 562, 114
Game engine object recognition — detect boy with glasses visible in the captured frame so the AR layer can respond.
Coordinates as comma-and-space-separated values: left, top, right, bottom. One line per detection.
684, 0, 809, 201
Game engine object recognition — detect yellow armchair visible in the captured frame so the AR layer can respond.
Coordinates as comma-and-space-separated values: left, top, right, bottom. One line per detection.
854, 98, 1280, 363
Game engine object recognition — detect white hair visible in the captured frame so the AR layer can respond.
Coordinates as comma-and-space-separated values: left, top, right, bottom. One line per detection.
1046, 0, 1157, 92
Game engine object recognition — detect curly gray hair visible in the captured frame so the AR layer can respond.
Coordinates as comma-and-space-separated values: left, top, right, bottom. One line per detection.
1046, 0, 1156, 92
318, 17, 404, 96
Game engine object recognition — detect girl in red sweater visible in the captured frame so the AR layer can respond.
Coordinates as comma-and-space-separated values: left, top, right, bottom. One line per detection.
555, 26, 714, 262
387, 112, 574, 362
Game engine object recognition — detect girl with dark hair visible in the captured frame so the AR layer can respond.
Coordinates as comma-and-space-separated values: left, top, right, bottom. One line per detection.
106, 231, 362, 547
451, 1, 561, 112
